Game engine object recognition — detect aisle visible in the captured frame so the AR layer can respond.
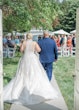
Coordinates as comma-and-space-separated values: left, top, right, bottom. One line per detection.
10, 75, 68, 110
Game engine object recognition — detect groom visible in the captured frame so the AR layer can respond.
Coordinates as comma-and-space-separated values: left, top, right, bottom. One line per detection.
38, 31, 58, 81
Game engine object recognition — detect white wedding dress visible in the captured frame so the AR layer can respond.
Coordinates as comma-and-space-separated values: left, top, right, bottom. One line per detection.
4, 39, 58, 105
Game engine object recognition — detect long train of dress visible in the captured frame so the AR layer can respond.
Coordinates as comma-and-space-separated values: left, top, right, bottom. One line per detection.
4, 40, 58, 105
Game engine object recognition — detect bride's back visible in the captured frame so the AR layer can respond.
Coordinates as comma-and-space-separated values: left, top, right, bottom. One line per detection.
25, 40, 35, 53
20, 33, 41, 53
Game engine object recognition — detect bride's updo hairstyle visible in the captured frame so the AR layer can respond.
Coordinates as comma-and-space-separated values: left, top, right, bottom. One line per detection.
26, 33, 33, 39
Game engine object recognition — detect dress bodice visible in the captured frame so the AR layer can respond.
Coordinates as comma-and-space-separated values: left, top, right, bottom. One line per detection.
25, 40, 35, 54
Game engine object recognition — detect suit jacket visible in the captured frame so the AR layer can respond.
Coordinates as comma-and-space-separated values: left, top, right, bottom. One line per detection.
38, 37, 58, 63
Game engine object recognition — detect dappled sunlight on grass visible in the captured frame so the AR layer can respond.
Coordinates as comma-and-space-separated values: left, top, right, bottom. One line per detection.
54, 57, 74, 110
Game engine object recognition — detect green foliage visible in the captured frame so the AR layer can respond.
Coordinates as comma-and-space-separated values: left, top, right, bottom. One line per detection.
3, 0, 31, 32
2, 0, 79, 34
2, 0, 60, 32
54, 0, 79, 32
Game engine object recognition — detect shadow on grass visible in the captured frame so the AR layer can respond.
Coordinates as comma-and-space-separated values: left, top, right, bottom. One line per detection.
4, 76, 12, 82
4, 103, 11, 110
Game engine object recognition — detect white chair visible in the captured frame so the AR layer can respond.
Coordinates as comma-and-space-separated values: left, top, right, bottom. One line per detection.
57, 47, 62, 57
62, 47, 70, 57
7, 48, 16, 58
71, 47, 76, 56
3, 48, 8, 58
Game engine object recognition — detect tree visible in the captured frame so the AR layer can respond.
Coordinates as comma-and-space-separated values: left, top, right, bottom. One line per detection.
2, 0, 61, 32
54, 0, 79, 32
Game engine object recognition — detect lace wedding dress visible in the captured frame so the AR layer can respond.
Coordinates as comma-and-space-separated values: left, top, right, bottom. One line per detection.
4, 39, 58, 105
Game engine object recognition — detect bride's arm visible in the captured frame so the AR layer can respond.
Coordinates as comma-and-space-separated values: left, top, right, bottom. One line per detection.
35, 42, 41, 52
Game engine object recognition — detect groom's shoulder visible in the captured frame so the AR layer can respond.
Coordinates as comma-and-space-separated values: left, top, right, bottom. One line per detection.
38, 38, 52, 42
38, 38, 43, 43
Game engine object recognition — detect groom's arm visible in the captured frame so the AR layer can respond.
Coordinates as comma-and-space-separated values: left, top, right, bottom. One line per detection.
38, 40, 42, 54
54, 41, 58, 61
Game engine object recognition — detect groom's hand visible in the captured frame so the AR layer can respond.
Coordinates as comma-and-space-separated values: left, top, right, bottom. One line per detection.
55, 59, 57, 62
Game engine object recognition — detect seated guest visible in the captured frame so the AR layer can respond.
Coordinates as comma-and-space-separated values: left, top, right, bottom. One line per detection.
7, 36, 15, 48
15, 36, 20, 46
3, 36, 7, 48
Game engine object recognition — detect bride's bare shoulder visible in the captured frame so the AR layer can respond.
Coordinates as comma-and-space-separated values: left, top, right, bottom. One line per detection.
33, 41, 37, 45
23, 40, 27, 43
20, 40, 26, 52
33, 41, 39, 47
33, 41, 41, 52
21, 39, 26, 45
22, 40, 27, 46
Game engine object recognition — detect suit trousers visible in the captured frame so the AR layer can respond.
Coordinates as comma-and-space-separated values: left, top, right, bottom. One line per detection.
42, 62, 53, 81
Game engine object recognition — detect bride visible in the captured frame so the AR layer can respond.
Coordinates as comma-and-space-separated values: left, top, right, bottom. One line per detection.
4, 33, 58, 105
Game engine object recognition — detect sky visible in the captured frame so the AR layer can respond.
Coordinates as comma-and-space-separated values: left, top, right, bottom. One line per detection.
59, 0, 63, 2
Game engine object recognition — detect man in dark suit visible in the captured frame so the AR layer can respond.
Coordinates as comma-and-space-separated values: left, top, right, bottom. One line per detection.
38, 31, 58, 81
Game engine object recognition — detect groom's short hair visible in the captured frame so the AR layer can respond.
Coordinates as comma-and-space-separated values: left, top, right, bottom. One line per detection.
43, 30, 49, 37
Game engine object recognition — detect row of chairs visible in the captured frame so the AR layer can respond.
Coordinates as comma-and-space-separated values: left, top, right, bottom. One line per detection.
3, 47, 76, 58
3, 48, 16, 58
58, 47, 76, 57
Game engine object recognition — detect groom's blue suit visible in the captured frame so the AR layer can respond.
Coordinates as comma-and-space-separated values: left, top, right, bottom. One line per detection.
38, 37, 58, 81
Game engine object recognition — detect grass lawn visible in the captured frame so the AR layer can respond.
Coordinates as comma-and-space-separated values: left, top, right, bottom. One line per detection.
3, 54, 75, 110
54, 57, 74, 110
